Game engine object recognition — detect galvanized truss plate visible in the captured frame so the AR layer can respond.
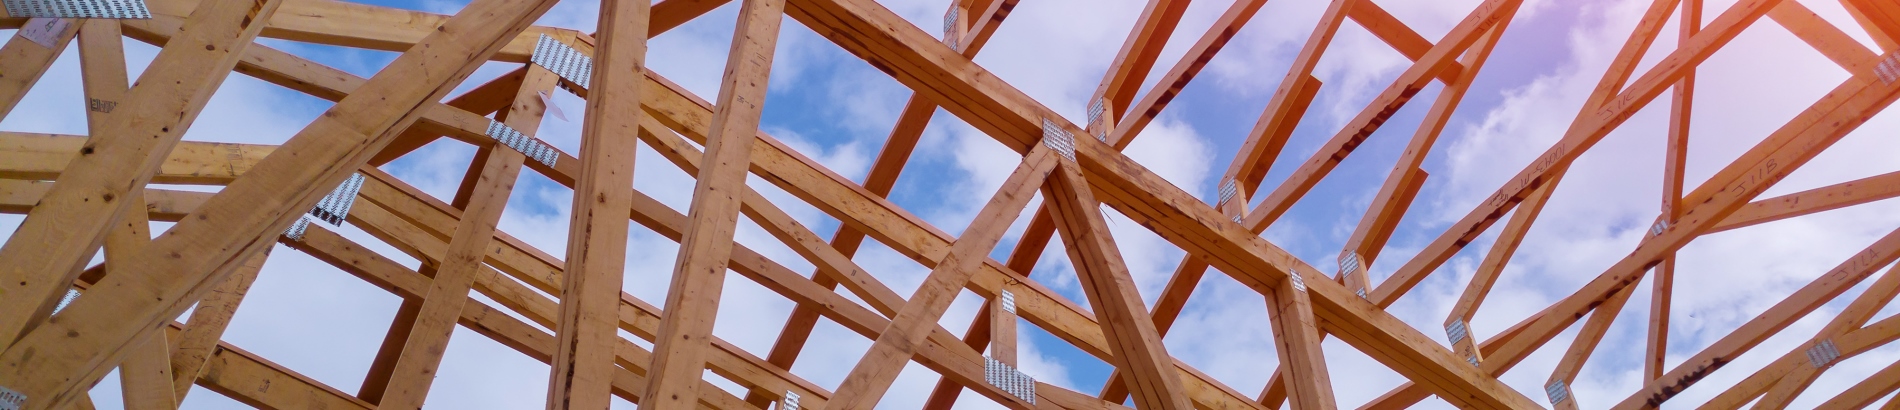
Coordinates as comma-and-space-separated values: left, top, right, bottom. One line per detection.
1877, 53, 1900, 85
999, 290, 1016, 314
983, 356, 1036, 404
3, 0, 149, 19
0, 384, 21, 410
310, 173, 366, 226
1287, 271, 1306, 293
1446, 319, 1469, 345
1545, 380, 1569, 404
780, 391, 800, 410
1337, 251, 1362, 276
1087, 98, 1105, 128
1040, 118, 1075, 161
52, 288, 79, 314
486, 120, 561, 167
1650, 219, 1669, 237
532, 34, 593, 91
1808, 339, 1841, 368
1217, 179, 1238, 206
284, 216, 313, 241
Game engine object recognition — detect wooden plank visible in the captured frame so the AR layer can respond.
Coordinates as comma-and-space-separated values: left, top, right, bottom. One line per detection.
1090, 0, 1191, 120
1710, 169, 1900, 233
1815, 357, 1900, 409
1346, 0, 1465, 82
1649, 0, 1698, 384
1701, 261, 1900, 408
1106, 0, 1271, 148
827, 147, 1057, 409
170, 251, 271, 401
1546, 282, 1640, 409
1262, 271, 1336, 410
75, 17, 177, 410
1223, 0, 1354, 198
1042, 158, 1193, 410
1840, 0, 1900, 42
640, 0, 784, 406
548, 0, 652, 406
0, 131, 272, 185
145, 0, 580, 63
0, 0, 283, 357
1769, 0, 1881, 77
0, 0, 559, 402
376, 72, 546, 409
0, 18, 78, 118
1334, 16, 1508, 297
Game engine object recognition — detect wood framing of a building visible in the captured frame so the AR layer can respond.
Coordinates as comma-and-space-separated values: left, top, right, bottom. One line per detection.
0, 0, 1898, 407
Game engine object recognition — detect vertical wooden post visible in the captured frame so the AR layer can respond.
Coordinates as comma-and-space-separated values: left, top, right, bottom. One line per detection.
545, 0, 652, 407
637, 0, 783, 407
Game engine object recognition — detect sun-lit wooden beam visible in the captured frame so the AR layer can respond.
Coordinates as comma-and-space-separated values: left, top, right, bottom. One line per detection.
639, 0, 785, 406
545, 0, 651, 406
1648, 0, 1697, 385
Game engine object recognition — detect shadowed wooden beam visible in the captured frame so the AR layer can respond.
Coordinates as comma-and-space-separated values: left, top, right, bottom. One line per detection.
1840, 0, 1900, 43
640, 0, 784, 406
167, 250, 271, 401
1089, 0, 1192, 122
1346, 0, 1465, 83
0, 0, 558, 403
1770, 0, 1881, 76
1647, 0, 1697, 385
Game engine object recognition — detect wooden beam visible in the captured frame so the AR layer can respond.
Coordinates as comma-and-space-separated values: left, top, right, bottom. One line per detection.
1816, 356, 1900, 409
1648, 0, 1697, 384
76, 17, 176, 410
1840, 0, 1900, 43
1769, 0, 1882, 77
826, 147, 1057, 409
551, 0, 653, 406
0, 0, 558, 402
0, 18, 77, 119
1090, 0, 1192, 121
1346, 0, 1466, 83
547, 0, 651, 406
1262, 271, 1336, 410
0, 0, 282, 357
748, 0, 1016, 402
1043, 158, 1193, 410
145, 0, 580, 63
167, 250, 271, 401
1710, 169, 1900, 233
0, 131, 271, 185
1105, 0, 1271, 148
1223, 0, 1354, 199
640, 0, 784, 406
376, 71, 549, 409
1335, 15, 1509, 297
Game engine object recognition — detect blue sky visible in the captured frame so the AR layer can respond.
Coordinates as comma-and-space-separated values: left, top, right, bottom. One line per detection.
6, 0, 1900, 407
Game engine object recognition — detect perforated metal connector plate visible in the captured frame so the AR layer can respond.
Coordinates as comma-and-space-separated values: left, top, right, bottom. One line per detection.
1808, 339, 1840, 368
486, 120, 561, 167
1650, 219, 1669, 237
1877, 53, 1900, 84
942, 6, 958, 37
1545, 380, 1569, 404
52, 288, 79, 314
284, 216, 313, 241
532, 34, 593, 91
1287, 272, 1306, 293
1217, 179, 1238, 206
1338, 251, 1362, 276
1446, 320, 1469, 345
3, 0, 149, 18
0, 384, 22, 410
310, 173, 365, 226
1087, 98, 1105, 128
780, 391, 799, 410
1040, 119, 1075, 161
998, 290, 1016, 314
984, 356, 1036, 404
1230, 214, 1243, 223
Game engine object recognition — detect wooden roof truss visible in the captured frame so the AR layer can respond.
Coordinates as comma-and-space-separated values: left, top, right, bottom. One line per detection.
0, 0, 1898, 407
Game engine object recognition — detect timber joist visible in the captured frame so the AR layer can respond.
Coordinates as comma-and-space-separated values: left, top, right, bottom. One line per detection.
2, 0, 1899, 408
